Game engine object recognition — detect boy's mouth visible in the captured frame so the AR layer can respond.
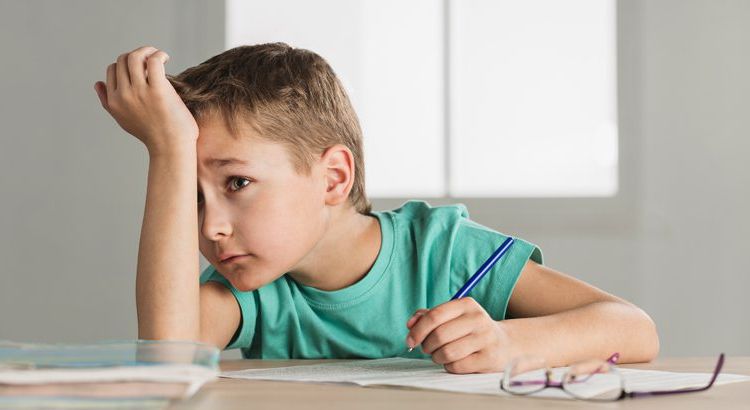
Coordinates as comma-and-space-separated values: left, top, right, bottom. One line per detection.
220, 254, 250, 264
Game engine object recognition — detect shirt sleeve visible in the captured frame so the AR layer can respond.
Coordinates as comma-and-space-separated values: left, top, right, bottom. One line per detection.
449, 218, 543, 321
199, 265, 258, 350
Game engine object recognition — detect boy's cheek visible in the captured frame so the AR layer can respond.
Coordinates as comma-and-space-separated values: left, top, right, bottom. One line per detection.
226, 261, 283, 291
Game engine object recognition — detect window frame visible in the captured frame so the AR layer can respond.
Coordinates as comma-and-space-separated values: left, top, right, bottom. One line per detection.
371, 0, 639, 234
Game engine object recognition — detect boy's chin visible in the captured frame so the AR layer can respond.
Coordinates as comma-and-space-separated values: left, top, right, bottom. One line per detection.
228, 270, 282, 292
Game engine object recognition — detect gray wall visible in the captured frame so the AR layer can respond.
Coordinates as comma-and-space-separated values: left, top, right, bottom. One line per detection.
1, 0, 748, 359
0, 0, 224, 343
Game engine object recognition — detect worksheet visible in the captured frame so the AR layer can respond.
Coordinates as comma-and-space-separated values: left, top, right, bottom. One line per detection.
220, 357, 750, 400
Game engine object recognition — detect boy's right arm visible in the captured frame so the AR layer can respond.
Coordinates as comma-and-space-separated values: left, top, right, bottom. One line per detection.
139, 149, 240, 348
200, 282, 242, 348
94, 46, 240, 349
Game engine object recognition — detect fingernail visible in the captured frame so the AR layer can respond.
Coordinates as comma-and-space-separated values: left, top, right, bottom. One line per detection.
407, 347, 414, 352
406, 336, 414, 348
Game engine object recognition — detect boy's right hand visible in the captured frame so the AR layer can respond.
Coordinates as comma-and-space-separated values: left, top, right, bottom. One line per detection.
94, 46, 199, 156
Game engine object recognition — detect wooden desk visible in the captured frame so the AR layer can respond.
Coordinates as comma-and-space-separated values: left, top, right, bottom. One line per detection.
174, 357, 750, 409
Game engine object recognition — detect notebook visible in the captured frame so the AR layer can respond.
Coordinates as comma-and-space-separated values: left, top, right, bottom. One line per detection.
0, 339, 219, 408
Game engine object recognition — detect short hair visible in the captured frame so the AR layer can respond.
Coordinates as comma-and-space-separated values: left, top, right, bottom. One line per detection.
167, 43, 372, 215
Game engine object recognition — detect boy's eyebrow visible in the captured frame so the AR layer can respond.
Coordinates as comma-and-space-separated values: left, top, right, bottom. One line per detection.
203, 157, 250, 168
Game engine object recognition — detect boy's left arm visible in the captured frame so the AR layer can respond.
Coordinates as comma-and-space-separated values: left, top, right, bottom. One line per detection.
406, 260, 660, 374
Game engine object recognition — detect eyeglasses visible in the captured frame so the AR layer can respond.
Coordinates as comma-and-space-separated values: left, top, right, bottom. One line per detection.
500, 352, 725, 401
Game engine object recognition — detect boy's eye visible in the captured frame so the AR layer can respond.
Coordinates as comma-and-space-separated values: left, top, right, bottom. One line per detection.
197, 177, 251, 205
228, 177, 251, 191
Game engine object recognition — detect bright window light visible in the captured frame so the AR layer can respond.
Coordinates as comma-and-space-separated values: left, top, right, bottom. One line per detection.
225, 0, 617, 198
450, 0, 618, 197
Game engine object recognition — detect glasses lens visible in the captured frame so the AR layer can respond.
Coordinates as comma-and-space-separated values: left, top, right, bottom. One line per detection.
562, 359, 623, 401
502, 356, 549, 395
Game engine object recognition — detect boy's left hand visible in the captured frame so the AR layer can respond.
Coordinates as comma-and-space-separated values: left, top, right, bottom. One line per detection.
406, 297, 519, 374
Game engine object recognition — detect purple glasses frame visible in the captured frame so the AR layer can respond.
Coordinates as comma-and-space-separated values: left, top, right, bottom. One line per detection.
500, 352, 726, 401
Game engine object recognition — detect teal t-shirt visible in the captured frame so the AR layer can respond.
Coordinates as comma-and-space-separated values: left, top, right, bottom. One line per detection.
199, 200, 543, 359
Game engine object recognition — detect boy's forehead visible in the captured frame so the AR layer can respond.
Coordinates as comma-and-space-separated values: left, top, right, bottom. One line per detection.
198, 114, 257, 144
197, 117, 260, 157
197, 116, 290, 169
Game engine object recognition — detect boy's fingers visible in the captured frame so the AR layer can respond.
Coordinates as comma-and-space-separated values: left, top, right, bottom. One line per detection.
406, 309, 429, 329
128, 46, 158, 88
406, 312, 424, 329
444, 351, 483, 374
431, 333, 482, 365
406, 302, 464, 349
94, 82, 109, 111
420, 315, 475, 354
115, 52, 130, 90
146, 50, 170, 87
106, 63, 116, 93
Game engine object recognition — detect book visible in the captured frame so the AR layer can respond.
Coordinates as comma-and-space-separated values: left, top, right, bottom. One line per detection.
0, 339, 219, 407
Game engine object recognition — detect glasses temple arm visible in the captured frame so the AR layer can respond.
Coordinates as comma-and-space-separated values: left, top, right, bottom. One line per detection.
626, 353, 725, 398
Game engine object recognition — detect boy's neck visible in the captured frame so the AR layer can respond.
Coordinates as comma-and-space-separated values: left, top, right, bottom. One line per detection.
286, 207, 382, 292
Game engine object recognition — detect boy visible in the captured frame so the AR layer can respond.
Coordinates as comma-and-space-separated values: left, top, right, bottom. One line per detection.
93, 43, 659, 374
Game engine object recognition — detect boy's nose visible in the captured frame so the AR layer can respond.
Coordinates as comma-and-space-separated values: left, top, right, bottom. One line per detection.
200, 207, 233, 240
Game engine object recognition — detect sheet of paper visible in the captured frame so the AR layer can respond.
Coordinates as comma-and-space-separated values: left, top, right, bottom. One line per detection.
220, 357, 750, 400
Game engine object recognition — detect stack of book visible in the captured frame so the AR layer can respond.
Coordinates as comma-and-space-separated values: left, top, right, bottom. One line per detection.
0, 339, 219, 408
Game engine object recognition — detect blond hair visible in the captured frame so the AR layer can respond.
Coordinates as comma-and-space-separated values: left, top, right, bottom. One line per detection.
167, 43, 372, 214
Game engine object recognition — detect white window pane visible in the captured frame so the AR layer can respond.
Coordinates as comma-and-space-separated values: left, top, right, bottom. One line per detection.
359, 0, 445, 197
226, 0, 445, 197
450, 0, 618, 197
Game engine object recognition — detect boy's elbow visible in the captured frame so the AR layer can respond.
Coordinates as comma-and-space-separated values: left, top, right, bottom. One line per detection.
137, 322, 200, 343
608, 300, 659, 363
634, 305, 660, 362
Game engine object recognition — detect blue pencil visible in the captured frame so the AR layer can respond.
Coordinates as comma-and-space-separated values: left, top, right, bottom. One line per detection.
408, 236, 515, 352
451, 236, 515, 300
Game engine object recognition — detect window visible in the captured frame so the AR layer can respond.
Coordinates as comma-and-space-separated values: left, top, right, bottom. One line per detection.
226, 0, 617, 198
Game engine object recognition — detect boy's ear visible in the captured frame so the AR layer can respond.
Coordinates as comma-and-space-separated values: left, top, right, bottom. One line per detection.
320, 144, 355, 207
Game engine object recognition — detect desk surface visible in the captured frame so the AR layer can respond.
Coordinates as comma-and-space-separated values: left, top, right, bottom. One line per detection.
174, 357, 750, 409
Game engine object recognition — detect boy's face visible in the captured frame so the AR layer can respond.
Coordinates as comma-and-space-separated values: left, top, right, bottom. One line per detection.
196, 115, 329, 291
